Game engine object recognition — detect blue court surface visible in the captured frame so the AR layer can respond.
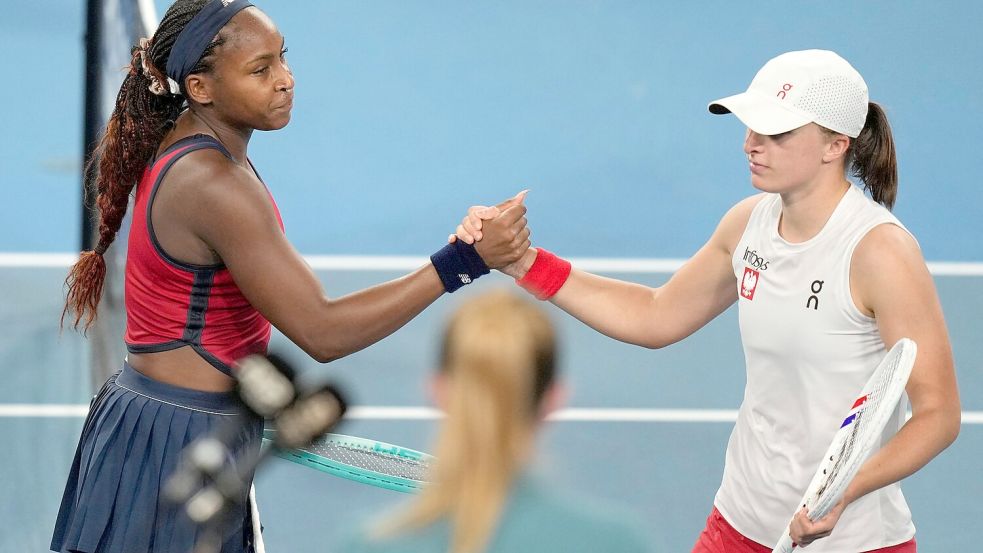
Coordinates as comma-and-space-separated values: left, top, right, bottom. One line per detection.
2, 2, 980, 551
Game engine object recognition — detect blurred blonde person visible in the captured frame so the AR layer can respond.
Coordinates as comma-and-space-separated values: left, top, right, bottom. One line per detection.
343, 291, 652, 553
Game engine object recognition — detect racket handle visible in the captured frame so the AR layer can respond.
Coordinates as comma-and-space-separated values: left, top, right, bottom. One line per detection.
772, 531, 795, 553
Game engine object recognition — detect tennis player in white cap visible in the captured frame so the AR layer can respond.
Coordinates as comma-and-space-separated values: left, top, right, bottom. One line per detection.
456, 49, 960, 552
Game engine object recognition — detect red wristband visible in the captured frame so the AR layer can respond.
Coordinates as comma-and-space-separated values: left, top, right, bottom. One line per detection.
516, 248, 571, 300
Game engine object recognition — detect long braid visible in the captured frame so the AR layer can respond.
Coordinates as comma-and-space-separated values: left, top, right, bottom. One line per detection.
62, 0, 212, 332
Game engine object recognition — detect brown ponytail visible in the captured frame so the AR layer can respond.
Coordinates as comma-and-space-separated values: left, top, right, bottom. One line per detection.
62, 0, 216, 331
850, 101, 898, 210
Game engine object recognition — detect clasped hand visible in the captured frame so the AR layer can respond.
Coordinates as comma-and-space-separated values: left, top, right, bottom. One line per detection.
452, 190, 531, 271
788, 497, 848, 548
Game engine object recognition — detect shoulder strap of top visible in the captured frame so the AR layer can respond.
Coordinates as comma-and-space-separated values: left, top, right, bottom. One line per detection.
152, 133, 234, 168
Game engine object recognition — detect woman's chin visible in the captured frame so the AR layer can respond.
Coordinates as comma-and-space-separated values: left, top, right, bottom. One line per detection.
260, 114, 292, 131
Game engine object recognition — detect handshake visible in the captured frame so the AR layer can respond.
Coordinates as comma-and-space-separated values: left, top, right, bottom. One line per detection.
432, 189, 570, 301
446, 189, 535, 280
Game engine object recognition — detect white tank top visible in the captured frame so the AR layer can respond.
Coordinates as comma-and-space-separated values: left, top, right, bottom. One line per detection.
714, 184, 916, 551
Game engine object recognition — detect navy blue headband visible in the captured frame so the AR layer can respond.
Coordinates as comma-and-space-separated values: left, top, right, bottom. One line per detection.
165, 0, 255, 86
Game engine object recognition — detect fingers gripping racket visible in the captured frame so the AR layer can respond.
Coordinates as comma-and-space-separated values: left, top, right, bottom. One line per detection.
262, 429, 434, 493
772, 338, 917, 553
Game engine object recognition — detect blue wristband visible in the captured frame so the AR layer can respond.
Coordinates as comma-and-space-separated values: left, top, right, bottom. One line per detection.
430, 241, 490, 293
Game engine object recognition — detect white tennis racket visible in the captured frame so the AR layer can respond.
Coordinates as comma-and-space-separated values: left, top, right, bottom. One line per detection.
772, 338, 917, 553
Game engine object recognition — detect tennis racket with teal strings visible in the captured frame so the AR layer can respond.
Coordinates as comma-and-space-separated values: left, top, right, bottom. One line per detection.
262, 428, 434, 493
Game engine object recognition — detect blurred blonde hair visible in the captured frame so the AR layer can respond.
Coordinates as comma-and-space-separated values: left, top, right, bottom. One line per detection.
377, 290, 557, 553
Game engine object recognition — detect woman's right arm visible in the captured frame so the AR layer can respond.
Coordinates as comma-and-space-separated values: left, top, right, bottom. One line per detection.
184, 159, 529, 363
466, 195, 762, 349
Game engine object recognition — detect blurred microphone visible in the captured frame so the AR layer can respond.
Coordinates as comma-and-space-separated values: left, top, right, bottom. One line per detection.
163, 352, 347, 553
235, 352, 299, 418
269, 382, 346, 449
236, 351, 347, 450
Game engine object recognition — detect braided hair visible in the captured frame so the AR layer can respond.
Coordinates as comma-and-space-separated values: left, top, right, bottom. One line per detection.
63, 0, 229, 331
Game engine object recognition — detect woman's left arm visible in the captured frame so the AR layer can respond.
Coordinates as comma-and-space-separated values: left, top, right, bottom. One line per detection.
790, 223, 960, 546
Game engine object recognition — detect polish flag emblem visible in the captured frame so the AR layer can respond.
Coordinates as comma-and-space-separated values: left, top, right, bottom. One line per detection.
741, 267, 760, 300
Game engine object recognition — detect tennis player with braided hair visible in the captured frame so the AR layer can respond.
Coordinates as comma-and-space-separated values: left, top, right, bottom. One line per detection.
456, 50, 960, 552
343, 290, 652, 553
51, 1, 528, 552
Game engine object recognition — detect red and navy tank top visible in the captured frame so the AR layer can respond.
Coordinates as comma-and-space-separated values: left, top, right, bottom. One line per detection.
124, 135, 283, 376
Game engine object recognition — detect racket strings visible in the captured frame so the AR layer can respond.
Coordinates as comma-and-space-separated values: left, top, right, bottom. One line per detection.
304, 440, 431, 481
810, 351, 904, 512
815, 414, 861, 499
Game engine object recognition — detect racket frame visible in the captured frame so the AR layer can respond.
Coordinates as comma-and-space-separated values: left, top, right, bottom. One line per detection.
771, 338, 917, 553
263, 428, 433, 493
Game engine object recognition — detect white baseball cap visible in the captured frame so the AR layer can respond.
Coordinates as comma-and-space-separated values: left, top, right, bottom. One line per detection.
708, 49, 869, 138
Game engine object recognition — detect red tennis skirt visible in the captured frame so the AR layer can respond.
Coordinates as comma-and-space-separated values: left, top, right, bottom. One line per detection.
692, 507, 916, 553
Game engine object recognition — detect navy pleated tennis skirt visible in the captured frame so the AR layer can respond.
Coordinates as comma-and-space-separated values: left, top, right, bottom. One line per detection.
51, 362, 264, 553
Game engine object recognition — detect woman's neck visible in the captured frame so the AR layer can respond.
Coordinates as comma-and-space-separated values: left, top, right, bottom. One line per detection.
777, 177, 851, 243
169, 109, 252, 163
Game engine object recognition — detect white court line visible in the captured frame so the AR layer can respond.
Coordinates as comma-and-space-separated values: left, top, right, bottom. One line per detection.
302, 256, 694, 274
0, 404, 90, 417
3, 404, 982, 424
348, 407, 743, 423
2, 253, 982, 276
926, 261, 983, 276
0, 253, 79, 268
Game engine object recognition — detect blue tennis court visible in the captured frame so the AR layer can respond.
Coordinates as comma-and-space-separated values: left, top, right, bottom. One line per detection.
2, 2, 980, 551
